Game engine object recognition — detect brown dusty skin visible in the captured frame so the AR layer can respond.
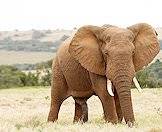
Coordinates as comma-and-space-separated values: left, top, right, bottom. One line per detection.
48, 23, 159, 126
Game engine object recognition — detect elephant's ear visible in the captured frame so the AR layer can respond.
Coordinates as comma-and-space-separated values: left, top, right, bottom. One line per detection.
69, 26, 106, 75
128, 23, 160, 71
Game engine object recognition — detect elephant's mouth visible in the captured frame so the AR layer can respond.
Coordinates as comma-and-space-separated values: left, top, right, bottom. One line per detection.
107, 77, 142, 96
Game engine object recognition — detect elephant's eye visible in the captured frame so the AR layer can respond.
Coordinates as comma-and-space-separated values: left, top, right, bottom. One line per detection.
132, 50, 135, 55
103, 50, 109, 56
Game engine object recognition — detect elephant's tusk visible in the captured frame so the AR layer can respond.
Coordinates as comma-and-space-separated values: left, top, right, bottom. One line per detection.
107, 79, 114, 96
133, 77, 142, 93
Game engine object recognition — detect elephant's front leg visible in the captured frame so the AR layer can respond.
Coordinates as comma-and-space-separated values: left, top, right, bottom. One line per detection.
89, 73, 118, 124
99, 93, 118, 124
114, 87, 123, 122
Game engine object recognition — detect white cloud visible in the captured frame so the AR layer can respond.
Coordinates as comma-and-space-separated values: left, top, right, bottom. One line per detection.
0, 0, 161, 30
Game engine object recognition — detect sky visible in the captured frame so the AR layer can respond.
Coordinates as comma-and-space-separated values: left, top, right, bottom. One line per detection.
0, 0, 161, 30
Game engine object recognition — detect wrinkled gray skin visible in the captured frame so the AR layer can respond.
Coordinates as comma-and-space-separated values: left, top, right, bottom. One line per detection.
48, 23, 159, 127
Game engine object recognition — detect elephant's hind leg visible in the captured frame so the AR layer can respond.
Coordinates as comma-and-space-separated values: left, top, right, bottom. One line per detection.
73, 98, 88, 123
48, 57, 68, 122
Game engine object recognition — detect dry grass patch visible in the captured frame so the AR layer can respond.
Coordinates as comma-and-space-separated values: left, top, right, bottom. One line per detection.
0, 87, 162, 131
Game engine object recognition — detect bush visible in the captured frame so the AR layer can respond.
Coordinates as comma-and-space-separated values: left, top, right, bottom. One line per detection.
0, 65, 52, 88
0, 65, 26, 88
136, 69, 149, 88
40, 69, 51, 86
22, 72, 40, 86
0, 65, 41, 88
136, 59, 162, 88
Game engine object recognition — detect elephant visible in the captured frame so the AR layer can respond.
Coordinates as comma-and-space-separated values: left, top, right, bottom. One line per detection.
48, 23, 160, 127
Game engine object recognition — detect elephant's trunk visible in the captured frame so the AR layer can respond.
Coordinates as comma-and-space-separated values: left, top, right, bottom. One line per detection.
114, 76, 135, 123
106, 58, 135, 123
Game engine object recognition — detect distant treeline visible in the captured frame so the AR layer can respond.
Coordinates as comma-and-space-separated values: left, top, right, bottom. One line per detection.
0, 58, 52, 88
13, 60, 52, 71
1, 59, 162, 89
0, 65, 51, 88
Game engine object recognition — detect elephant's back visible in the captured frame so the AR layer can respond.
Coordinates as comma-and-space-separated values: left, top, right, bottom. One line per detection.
57, 37, 73, 66
56, 38, 93, 98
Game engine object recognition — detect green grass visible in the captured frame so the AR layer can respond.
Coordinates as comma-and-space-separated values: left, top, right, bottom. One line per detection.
0, 87, 162, 132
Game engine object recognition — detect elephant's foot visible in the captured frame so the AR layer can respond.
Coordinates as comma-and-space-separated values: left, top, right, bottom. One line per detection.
125, 117, 135, 127
47, 100, 63, 123
73, 113, 88, 123
104, 114, 118, 124
118, 117, 123, 123
127, 121, 134, 128
116, 114, 123, 123
105, 118, 118, 124
73, 117, 88, 124
47, 113, 58, 122
47, 117, 57, 122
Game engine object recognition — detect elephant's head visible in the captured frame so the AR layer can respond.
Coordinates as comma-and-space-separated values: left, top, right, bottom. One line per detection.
69, 23, 160, 123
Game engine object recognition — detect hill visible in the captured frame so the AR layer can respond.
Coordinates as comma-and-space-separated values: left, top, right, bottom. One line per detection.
0, 29, 72, 52
0, 29, 72, 42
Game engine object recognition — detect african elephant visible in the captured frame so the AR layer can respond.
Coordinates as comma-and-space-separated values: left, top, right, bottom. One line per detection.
48, 23, 159, 127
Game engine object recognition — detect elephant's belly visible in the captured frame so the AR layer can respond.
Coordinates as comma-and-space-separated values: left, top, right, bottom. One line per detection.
63, 60, 93, 97
60, 58, 93, 97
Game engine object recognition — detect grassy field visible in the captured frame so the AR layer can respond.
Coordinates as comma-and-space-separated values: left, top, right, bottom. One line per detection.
0, 87, 162, 132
